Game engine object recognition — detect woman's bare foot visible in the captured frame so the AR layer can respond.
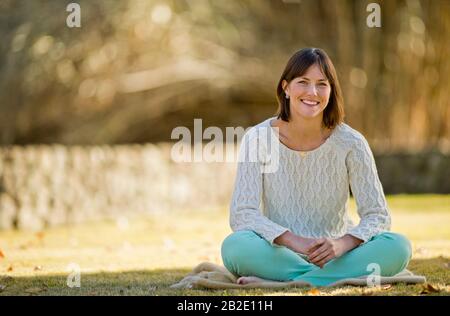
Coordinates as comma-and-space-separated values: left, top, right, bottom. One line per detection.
236, 276, 267, 285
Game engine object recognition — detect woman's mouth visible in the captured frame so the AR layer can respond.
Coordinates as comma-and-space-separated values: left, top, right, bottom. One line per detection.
300, 99, 320, 107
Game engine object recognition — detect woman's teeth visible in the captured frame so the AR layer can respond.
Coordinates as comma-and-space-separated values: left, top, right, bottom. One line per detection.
301, 99, 319, 106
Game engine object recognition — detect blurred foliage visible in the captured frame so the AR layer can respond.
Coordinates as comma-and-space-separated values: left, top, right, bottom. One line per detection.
0, 0, 449, 151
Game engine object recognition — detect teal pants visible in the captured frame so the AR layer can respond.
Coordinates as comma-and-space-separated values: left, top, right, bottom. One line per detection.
221, 230, 412, 287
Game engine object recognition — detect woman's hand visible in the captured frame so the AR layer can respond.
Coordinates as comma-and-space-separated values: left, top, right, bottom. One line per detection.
306, 235, 363, 268
289, 235, 318, 255
274, 231, 317, 255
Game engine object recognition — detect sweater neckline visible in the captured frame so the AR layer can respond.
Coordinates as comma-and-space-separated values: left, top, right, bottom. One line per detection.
266, 117, 340, 157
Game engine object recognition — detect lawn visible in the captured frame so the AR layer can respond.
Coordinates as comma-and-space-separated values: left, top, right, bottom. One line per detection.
0, 194, 449, 296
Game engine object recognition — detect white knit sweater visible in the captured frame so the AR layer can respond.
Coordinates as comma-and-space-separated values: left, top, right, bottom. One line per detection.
229, 117, 391, 245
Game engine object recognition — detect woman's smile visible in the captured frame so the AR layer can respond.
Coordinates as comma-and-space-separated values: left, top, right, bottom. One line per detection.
300, 99, 320, 106
283, 63, 332, 119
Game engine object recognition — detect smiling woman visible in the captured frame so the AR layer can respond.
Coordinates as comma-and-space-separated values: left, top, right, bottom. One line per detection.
272, 48, 344, 152
284, 66, 331, 116
276, 48, 344, 127
220, 48, 414, 287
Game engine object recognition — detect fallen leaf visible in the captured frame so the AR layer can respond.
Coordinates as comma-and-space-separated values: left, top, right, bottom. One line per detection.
35, 232, 45, 240
425, 283, 440, 293
306, 288, 322, 296
0, 249, 5, 259
7, 265, 13, 272
382, 284, 392, 290
105, 246, 114, 252
25, 287, 45, 294
34, 266, 43, 271
420, 283, 440, 295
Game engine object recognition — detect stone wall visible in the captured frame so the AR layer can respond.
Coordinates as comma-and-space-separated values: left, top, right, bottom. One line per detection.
0, 144, 236, 230
376, 151, 450, 194
0, 145, 449, 230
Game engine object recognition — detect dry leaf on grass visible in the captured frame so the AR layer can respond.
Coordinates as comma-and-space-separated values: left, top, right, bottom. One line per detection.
7, 265, 13, 272
35, 232, 45, 240
382, 284, 392, 290
34, 266, 43, 271
306, 288, 322, 296
0, 249, 5, 259
25, 287, 46, 294
420, 283, 440, 295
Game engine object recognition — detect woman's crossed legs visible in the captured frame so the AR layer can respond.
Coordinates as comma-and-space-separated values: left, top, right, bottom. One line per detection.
221, 230, 412, 287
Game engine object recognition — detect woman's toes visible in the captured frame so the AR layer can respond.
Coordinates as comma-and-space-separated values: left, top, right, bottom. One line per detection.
237, 276, 264, 285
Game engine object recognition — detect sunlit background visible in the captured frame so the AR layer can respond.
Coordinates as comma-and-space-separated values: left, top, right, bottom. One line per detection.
0, 0, 448, 295
1, 0, 448, 147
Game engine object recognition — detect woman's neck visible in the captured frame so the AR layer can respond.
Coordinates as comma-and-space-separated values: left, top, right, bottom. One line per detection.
285, 115, 327, 143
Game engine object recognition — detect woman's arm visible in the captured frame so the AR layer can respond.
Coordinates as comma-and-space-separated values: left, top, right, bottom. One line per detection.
308, 135, 386, 268
230, 128, 290, 245
345, 134, 391, 243
337, 234, 364, 252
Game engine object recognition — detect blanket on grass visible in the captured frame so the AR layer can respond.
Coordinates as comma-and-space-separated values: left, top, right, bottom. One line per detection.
170, 262, 426, 289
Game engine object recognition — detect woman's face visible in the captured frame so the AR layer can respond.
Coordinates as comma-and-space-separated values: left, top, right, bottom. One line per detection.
283, 63, 331, 121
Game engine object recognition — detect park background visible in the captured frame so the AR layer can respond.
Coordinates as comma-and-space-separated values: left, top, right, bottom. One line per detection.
0, 0, 449, 295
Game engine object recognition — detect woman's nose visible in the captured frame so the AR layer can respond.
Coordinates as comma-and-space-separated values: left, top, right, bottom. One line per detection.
307, 84, 318, 96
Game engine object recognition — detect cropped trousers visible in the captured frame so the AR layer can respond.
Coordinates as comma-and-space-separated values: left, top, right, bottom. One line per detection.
221, 230, 412, 286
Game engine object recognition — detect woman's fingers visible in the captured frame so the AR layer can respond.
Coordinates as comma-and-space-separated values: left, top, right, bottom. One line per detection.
308, 243, 329, 262
310, 250, 330, 265
316, 254, 334, 268
306, 238, 340, 267
306, 238, 325, 254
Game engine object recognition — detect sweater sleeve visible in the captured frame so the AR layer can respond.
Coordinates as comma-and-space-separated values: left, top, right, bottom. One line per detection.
345, 134, 391, 242
229, 130, 290, 245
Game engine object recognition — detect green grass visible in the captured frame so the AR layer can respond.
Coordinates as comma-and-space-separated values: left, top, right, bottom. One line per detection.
0, 194, 449, 296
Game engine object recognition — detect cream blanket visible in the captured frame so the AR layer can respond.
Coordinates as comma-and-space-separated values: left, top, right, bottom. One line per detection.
171, 262, 426, 289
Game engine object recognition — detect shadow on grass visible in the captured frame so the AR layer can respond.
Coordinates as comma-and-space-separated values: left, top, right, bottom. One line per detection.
0, 257, 448, 296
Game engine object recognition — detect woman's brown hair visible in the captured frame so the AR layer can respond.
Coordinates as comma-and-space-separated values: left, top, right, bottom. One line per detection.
276, 48, 345, 129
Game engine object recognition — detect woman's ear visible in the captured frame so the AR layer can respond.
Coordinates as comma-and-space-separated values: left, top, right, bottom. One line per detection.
282, 79, 289, 95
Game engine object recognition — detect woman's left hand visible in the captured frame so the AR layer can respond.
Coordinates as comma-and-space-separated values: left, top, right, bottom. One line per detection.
306, 235, 363, 268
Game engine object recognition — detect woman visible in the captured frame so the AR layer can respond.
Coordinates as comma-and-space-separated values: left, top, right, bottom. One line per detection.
221, 48, 412, 287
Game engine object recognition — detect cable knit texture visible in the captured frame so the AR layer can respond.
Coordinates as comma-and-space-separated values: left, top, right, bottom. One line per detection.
230, 117, 391, 245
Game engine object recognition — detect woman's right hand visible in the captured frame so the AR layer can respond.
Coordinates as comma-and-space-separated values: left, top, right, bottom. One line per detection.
289, 235, 318, 255
274, 231, 318, 255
